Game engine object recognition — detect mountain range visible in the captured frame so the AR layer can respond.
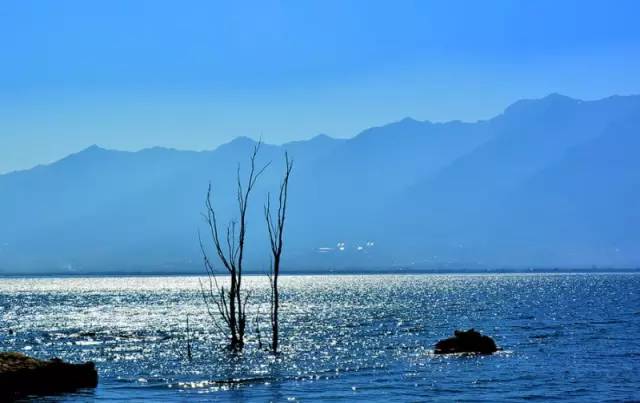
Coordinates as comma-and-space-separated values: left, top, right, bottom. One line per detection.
1, 94, 639, 273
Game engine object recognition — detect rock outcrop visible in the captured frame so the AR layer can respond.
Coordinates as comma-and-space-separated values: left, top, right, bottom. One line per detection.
434, 329, 498, 354
0, 352, 98, 400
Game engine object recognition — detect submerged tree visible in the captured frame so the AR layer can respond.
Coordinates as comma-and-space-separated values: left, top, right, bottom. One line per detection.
199, 142, 269, 351
265, 153, 293, 353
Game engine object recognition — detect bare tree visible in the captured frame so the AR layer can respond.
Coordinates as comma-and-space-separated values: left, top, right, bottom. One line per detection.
199, 142, 269, 351
265, 152, 293, 353
185, 314, 193, 361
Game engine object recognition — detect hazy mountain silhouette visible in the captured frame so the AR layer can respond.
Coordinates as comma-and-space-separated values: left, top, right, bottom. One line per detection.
387, 94, 640, 268
1, 94, 639, 273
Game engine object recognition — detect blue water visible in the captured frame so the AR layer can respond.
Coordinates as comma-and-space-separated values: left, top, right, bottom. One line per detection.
1, 274, 639, 401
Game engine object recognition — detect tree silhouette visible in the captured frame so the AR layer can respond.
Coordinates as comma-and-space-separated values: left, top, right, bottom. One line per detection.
265, 152, 293, 353
199, 142, 269, 351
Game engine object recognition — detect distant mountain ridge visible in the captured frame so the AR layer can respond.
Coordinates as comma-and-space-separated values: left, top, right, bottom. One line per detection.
1, 94, 639, 273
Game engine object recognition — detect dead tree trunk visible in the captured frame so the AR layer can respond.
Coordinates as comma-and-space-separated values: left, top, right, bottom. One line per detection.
186, 315, 193, 361
199, 142, 269, 351
265, 152, 293, 353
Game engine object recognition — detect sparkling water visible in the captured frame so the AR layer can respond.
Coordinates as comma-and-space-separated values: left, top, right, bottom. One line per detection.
1, 274, 638, 401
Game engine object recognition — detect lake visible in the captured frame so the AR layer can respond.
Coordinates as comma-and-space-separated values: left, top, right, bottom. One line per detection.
1, 273, 639, 401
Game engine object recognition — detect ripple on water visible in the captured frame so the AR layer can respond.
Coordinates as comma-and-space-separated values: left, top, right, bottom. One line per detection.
1, 273, 639, 401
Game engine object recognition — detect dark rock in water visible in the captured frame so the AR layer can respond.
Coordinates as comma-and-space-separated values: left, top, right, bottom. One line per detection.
434, 328, 498, 354
0, 352, 98, 400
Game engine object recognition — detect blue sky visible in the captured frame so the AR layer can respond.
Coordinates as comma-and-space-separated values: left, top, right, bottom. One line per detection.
1, 0, 640, 173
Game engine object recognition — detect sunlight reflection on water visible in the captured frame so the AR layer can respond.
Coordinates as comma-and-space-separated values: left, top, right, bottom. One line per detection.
1, 274, 639, 401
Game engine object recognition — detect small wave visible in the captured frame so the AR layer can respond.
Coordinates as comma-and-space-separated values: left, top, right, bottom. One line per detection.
530, 332, 561, 340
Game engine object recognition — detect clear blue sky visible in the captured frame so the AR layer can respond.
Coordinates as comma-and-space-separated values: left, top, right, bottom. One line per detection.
1, 0, 639, 173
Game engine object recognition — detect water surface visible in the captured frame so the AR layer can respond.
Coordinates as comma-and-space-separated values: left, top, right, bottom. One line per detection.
1, 274, 639, 401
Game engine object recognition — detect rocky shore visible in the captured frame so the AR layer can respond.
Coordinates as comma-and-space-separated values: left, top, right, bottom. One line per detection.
0, 352, 98, 400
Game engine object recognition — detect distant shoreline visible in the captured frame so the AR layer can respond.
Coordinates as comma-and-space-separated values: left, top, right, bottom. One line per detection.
0, 267, 639, 278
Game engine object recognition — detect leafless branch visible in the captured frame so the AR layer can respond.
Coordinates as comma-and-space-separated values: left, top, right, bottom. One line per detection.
198, 140, 269, 350
264, 152, 293, 353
